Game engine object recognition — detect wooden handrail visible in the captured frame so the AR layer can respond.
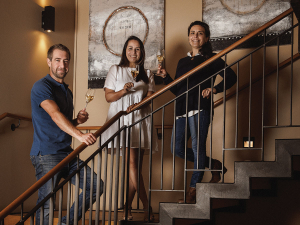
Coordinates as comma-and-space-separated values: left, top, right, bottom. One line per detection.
0, 7, 294, 221
0, 112, 32, 122
77, 126, 102, 130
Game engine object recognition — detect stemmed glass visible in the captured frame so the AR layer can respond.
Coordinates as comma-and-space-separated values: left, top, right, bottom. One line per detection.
131, 64, 139, 81
85, 88, 95, 109
130, 64, 139, 91
156, 49, 165, 76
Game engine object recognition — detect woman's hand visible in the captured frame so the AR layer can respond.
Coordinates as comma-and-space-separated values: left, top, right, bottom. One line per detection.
126, 91, 154, 113
123, 82, 134, 93
126, 103, 138, 113
156, 65, 167, 78
105, 83, 133, 103
202, 88, 216, 99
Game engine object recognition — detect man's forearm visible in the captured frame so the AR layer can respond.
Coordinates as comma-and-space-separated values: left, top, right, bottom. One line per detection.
51, 110, 83, 140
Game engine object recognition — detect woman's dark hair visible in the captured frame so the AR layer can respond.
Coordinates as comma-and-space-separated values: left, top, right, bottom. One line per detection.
119, 36, 149, 84
188, 21, 213, 59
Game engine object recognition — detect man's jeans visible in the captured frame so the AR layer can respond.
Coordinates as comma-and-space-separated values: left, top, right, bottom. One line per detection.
171, 110, 211, 187
30, 153, 103, 225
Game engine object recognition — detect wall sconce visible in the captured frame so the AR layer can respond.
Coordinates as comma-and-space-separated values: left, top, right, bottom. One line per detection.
243, 137, 255, 148
42, 6, 55, 32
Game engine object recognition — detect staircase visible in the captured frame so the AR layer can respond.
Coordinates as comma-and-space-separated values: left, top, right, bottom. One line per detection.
1, 3, 300, 225
153, 139, 300, 225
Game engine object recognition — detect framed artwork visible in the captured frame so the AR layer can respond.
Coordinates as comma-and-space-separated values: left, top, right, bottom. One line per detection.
203, 0, 292, 50
88, 0, 165, 88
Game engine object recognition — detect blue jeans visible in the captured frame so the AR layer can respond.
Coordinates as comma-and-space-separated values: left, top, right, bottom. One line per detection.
30, 153, 103, 225
171, 110, 211, 188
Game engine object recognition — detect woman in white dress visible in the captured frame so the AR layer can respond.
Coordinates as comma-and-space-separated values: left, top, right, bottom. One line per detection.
102, 36, 156, 222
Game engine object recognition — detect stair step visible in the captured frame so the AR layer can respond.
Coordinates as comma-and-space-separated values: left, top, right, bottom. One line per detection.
156, 139, 300, 225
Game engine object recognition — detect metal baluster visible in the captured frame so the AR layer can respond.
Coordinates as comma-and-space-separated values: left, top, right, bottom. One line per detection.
108, 140, 115, 224
137, 122, 142, 209
222, 55, 227, 182
290, 16, 294, 126
21, 203, 23, 224
58, 187, 63, 225
81, 166, 87, 225
120, 129, 127, 208
248, 54, 253, 147
184, 77, 189, 203
124, 128, 132, 221
172, 100, 177, 190
40, 205, 44, 225
88, 159, 94, 225
147, 98, 154, 221
114, 132, 121, 224
210, 78, 214, 170
49, 179, 54, 225
276, 37, 280, 126
197, 85, 200, 170
95, 136, 102, 225
161, 106, 165, 190
66, 180, 71, 225
261, 29, 267, 161
235, 62, 240, 149
95, 150, 102, 225
101, 144, 108, 223
30, 214, 34, 225
74, 159, 80, 225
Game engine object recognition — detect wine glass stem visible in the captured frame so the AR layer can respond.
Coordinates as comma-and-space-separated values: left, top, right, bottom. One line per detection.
85, 102, 88, 109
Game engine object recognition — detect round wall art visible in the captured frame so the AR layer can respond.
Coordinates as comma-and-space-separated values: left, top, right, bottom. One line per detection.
102, 6, 149, 56
220, 0, 266, 15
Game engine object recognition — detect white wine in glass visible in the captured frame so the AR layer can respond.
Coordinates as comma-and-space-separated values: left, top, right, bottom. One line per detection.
156, 49, 165, 75
85, 88, 95, 109
131, 64, 139, 81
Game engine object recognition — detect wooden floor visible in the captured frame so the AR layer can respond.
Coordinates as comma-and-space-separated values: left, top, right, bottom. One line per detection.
4, 210, 159, 225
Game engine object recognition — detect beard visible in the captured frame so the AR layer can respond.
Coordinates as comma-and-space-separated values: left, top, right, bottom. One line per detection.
51, 67, 68, 80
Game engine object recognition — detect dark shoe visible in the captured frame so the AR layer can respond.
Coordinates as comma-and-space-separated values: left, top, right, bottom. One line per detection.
122, 205, 133, 220
178, 187, 196, 204
144, 206, 154, 222
209, 159, 227, 183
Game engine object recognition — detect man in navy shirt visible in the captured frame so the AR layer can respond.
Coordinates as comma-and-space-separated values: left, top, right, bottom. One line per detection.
30, 44, 103, 225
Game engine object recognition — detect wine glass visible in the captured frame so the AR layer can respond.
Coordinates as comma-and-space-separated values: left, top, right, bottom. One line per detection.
156, 49, 165, 76
131, 64, 139, 81
129, 65, 139, 91
85, 88, 95, 109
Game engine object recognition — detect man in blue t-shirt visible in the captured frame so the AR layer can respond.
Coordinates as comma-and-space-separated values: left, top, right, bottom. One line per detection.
30, 44, 103, 225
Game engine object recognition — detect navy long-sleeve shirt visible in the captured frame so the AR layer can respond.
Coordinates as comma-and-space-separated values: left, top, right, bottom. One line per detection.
163, 53, 237, 117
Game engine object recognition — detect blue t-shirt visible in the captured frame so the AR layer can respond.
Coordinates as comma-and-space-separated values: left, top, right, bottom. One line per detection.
30, 74, 73, 156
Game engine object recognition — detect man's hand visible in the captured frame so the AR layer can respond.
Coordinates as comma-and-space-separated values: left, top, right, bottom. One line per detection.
78, 133, 97, 146
75, 108, 96, 145
76, 109, 89, 125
